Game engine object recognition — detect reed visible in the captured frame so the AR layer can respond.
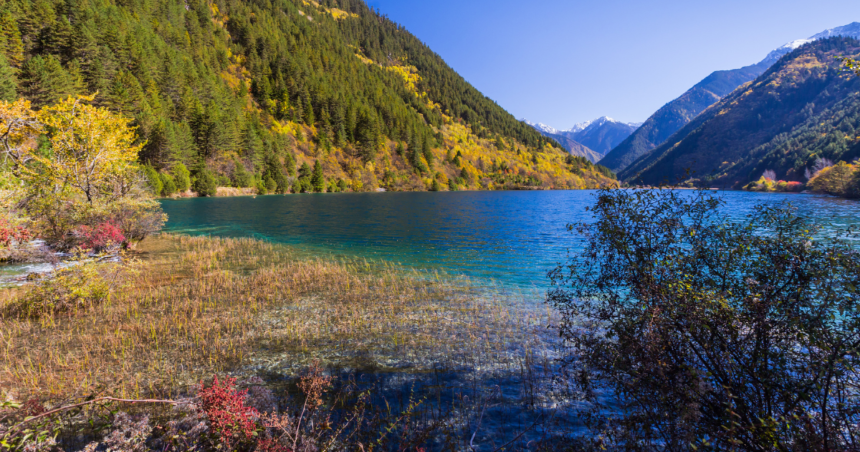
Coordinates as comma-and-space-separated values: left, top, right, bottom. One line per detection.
0, 234, 555, 407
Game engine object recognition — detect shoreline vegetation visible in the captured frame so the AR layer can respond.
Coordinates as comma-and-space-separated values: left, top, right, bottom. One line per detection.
0, 234, 562, 450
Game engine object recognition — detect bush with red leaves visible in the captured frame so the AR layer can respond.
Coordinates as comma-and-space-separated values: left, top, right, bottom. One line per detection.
0, 219, 31, 247
77, 221, 125, 251
198, 375, 259, 450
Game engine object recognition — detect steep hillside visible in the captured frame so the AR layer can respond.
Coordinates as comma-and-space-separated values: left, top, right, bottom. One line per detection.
620, 37, 860, 187
0, 0, 614, 192
600, 22, 860, 174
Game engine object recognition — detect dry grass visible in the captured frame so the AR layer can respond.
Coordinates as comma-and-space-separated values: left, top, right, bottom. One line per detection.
0, 235, 554, 404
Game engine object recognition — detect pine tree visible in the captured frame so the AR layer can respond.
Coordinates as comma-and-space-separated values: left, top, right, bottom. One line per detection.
0, 11, 23, 68
0, 53, 17, 101
311, 159, 325, 192
19, 54, 76, 107
173, 163, 191, 192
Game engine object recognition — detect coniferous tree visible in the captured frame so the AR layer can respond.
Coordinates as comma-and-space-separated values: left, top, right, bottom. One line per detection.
311, 160, 325, 192
173, 163, 191, 192
0, 11, 24, 68
0, 53, 16, 101
19, 54, 76, 106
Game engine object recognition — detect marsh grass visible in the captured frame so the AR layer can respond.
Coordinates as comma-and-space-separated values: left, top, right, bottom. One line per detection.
0, 235, 557, 410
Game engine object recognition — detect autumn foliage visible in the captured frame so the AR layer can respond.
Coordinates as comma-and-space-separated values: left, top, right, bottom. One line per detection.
198, 376, 260, 450
0, 96, 165, 249
77, 222, 125, 252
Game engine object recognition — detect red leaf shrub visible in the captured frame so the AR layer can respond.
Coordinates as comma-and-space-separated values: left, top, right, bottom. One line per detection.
198, 376, 259, 449
77, 222, 125, 251
0, 219, 31, 247
784, 181, 804, 192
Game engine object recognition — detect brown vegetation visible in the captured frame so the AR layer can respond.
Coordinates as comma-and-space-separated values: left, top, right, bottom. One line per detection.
0, 234, 552, 404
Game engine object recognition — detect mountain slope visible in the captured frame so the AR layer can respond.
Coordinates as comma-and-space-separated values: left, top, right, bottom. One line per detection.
545, 132, 602, 162
525, 117, 639, 162
0, 0, 613, 192
567, 117, 640, 155
600, 22, 860, 174
619, 37, 860, 187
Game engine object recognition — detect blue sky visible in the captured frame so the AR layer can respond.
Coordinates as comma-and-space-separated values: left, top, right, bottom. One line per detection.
367, 0, 860, 129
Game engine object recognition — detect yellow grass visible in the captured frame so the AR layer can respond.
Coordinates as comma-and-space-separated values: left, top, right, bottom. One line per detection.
0, 235, 554, 404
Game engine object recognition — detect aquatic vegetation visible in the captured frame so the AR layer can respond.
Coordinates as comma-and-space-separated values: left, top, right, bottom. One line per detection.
0, 234, 557, 449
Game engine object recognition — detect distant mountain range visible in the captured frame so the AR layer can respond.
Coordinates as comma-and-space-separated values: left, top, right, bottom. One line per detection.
600, 22, 860, 174
523, 117, 641, 163
620, 37, 860, 187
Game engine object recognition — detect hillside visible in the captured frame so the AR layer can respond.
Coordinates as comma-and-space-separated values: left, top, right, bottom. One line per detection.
0, 0, 615, 192
600, 22, 860, 174
619, 37, 860, 187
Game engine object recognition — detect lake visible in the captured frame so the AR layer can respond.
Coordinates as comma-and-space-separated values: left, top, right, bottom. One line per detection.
161, 190, 860, 290
160, 189, 860, 447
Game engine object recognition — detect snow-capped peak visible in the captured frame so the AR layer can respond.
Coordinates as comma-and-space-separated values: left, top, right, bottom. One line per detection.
521, 119, 559, 135
524, 116, 642, 136
762, 22, 860, 65
570, 116, 640, 133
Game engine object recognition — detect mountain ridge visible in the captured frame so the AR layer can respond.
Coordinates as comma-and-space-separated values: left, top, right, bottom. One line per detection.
619, 37, 860, 187
524, 116, 640, 162
599, 22, 860, 174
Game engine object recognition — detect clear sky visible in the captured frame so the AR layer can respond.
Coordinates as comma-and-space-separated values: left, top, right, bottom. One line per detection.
366, 0, 860, 129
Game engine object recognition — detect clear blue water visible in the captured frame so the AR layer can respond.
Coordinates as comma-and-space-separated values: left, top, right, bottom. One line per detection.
160, 190, 860, 289
159, 190, 860, 447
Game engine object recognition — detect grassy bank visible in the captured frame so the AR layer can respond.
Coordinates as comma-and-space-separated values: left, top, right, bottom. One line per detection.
0, 235, 556, 441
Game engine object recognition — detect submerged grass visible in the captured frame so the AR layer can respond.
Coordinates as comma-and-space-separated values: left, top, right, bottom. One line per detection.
0, 234, 556, 406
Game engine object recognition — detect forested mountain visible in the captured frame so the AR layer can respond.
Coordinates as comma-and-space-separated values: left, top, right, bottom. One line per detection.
619, 37, 860, 187
0, 0, 615, 193
600, 22, 860, 174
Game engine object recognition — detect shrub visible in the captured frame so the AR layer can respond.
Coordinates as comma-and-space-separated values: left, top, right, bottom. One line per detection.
11, 261, 116, 318
77, 221, 125, 251
0, 218, 31, 247
102, 197, 167, 243
549, 188, 860, 450
198, 376, 259, 450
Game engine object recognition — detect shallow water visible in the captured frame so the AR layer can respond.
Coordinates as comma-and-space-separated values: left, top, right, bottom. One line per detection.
159, 190, 860, 448
160, 190, 860, 290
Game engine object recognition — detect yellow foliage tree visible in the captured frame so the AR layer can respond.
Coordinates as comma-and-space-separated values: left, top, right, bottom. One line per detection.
0, 99, 41, 170
807, 161, 859, 196
33, 95, 143, 204
0, 96, 164, 246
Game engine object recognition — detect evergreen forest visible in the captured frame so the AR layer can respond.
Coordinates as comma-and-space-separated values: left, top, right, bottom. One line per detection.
0, 0, 616, 194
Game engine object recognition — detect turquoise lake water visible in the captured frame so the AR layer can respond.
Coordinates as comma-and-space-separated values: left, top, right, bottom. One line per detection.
159, 190, 860, 447
160, 190, 860, 290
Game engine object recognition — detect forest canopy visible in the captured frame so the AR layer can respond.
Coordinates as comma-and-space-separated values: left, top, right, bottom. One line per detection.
0, 0, 615, 193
